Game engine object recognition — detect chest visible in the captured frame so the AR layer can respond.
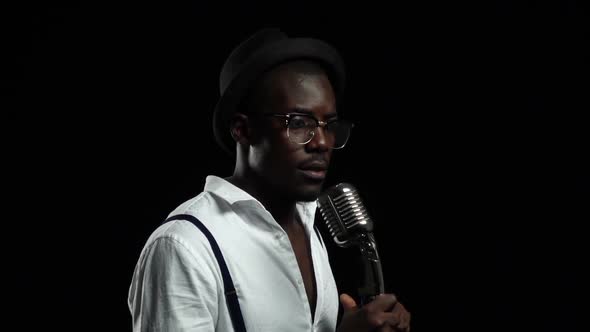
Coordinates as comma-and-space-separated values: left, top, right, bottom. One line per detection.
217, 223, 337, 331
286, 227, 317, 311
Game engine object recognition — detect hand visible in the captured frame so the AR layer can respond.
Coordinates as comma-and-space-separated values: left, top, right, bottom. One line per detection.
336, 293, 411, 332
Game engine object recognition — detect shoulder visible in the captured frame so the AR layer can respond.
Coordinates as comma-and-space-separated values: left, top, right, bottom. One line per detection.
141, 191, 228, 265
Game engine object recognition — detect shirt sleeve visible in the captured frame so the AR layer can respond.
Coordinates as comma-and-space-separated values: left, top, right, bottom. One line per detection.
128, 236, 220, 331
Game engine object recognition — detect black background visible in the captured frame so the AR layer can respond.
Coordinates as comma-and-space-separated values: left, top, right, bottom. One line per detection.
4, 1, 587, 331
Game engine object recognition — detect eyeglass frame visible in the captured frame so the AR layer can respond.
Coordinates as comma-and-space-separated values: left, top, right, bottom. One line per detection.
253, 112, 354, 149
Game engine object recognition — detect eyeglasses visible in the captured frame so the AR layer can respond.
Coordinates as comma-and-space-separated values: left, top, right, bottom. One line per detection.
258, 113, 354, 149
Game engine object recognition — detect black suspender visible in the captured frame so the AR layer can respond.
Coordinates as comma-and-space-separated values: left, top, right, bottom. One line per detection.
164, 214, 247, 332
163, 213, 325, 332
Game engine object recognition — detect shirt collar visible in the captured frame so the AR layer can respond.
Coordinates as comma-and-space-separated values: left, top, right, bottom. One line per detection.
204, 175, 318, 227
204, 175, 258, 205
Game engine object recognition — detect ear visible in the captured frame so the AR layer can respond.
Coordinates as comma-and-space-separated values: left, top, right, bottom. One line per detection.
229, 112, 251, 145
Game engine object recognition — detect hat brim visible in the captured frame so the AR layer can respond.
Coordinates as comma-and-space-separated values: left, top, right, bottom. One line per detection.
213, 37, 346, 156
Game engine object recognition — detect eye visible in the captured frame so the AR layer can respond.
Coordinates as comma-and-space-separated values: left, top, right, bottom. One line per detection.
289, 116, 312, 129
326, 120, 340, 131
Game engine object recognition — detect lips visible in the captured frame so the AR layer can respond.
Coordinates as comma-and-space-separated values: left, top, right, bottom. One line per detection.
298, 160, 328, 181
299, 169, 327, 181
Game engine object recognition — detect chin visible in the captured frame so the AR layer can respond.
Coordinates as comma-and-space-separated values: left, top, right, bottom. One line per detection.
295, 184, 324, 202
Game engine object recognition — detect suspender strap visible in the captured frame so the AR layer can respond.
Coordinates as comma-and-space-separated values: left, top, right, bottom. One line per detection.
164, 214, 247, 332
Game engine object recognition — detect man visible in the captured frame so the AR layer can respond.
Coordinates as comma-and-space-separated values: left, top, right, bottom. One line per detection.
128, 28, 410, 331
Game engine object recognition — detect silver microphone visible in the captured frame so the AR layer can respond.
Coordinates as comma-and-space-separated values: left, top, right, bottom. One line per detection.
317, 183, 385, 305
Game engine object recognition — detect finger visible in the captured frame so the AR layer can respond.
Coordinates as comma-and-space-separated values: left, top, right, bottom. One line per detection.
394, 316, 409, 332
378, 324, 395, 332
365, 311, 400, 329
392, 303, 411, 331
400, 310, 411, 331
368, 293, 398, 312
382, 312, 401, 327
339, 293, 358, 313
396, 318, 410, 332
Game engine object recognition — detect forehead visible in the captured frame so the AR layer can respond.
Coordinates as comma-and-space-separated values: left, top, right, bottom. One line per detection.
253, 61, 336, 110
255, 62, 337, 113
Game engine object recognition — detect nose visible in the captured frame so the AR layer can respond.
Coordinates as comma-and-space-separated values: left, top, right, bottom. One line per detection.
306, 124, 331, 152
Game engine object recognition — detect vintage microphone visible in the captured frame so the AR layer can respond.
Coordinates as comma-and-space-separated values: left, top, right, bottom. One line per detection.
316, 182, 385, 305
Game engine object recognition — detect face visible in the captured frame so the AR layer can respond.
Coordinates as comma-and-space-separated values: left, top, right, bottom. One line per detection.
247, 63, 337, 202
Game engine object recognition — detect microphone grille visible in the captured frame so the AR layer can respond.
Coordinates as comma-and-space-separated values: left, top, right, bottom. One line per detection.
317, 183, 373, 246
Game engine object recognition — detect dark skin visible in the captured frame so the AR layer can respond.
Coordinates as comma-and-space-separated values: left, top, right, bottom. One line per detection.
226, 60, 410, 331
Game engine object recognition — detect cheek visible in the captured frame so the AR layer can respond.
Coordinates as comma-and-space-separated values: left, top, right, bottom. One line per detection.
252, 146, 301, 183
255, 125, 290, 149
249, 128, 304, 176
249, 142, 286, 175
258, 130, 299, 161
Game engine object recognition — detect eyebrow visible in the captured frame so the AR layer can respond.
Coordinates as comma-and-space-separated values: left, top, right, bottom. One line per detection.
290, 107, 338, 119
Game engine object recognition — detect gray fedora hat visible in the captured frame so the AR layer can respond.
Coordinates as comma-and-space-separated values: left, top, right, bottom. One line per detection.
212, 28, 346, 155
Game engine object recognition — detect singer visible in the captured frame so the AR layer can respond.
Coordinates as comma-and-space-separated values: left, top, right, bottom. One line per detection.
128, 28, 410, 332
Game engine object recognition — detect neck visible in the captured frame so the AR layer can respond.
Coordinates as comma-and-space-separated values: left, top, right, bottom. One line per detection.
226, 171, 299, 228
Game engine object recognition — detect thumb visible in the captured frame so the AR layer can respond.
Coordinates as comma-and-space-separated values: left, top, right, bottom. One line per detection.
339, 293, 358, 313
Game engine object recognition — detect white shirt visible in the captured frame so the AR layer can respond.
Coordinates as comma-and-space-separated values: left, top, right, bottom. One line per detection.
128, 175, 339, 331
